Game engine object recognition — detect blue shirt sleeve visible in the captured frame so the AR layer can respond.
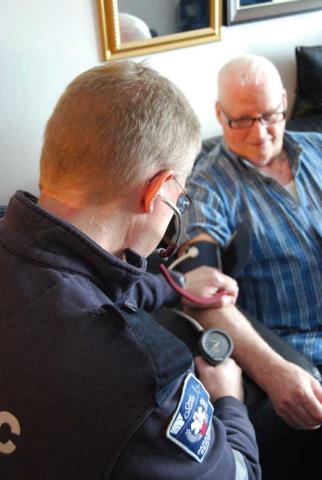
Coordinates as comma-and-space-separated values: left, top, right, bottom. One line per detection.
181, 145, 238, 248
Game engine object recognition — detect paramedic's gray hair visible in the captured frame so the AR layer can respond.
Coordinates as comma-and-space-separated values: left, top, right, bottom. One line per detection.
40, 61, 201, 201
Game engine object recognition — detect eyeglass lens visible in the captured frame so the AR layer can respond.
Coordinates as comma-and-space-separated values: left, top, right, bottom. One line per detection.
229, 111, 286, 129
173, 177, 192, 214
176, 194, 190, 214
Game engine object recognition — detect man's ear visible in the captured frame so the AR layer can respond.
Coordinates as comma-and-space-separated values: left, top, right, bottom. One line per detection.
215, 101, 222, 124
142, 170, 174, 213
282, 88, 288, 111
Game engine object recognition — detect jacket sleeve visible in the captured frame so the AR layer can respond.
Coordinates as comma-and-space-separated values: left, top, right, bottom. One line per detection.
130, 271, 181, 311
109, 372, 261, 480
213, 396, 261, 480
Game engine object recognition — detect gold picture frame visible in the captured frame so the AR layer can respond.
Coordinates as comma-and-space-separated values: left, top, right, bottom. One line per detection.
98, 0, 221, 60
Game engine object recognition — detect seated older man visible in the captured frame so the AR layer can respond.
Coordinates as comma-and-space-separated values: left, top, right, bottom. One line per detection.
180, 54, 322, 479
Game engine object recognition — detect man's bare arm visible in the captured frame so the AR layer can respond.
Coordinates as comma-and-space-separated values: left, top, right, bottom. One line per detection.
188, 304, 322, 430
180, 232, 322, 428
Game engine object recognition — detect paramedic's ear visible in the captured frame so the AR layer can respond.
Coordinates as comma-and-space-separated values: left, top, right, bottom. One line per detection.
142, 170, 174, 213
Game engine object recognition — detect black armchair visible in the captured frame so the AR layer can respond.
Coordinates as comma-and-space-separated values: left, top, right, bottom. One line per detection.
0, 206, 6, 218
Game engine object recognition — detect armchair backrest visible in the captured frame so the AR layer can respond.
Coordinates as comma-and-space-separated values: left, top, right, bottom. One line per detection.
0, 206, 6, 218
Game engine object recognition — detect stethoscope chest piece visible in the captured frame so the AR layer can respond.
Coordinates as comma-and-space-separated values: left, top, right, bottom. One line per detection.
199, 329, 233, 366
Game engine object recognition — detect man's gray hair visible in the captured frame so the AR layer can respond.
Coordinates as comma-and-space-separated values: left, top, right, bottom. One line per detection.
40, 61, 201, 201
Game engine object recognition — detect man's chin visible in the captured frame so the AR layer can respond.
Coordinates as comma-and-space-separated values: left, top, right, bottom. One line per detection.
247, 145, 277, 165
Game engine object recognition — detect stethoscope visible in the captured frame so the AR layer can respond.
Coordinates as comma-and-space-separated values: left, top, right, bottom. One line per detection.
155, 197, 233, 365
156, 193, 227, 306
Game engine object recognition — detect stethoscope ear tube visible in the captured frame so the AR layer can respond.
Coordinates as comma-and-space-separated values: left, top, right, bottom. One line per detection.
155, 194, 182, 259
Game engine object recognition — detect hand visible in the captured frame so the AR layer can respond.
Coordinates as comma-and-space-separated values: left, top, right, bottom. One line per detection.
183, 266, 239, 309
263, 361, 322, 430
195, 356, 244, 402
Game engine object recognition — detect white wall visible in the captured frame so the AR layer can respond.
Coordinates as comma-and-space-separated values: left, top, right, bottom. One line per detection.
1, 0, 322, 204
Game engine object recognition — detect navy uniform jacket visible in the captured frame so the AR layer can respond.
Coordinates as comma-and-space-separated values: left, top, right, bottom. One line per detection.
0, 191, 260, 479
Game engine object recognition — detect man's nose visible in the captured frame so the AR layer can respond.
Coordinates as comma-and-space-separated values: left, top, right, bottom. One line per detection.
248, 119, 268, 140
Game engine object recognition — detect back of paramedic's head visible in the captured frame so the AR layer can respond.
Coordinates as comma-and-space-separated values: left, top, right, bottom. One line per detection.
40, 60, 201, 203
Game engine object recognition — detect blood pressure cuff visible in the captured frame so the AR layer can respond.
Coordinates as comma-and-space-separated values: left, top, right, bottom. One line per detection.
175, 224, 250, 278
175, 241, 222, 273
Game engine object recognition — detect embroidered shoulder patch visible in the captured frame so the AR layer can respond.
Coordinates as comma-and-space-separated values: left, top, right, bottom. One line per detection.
166, 373, 214, 463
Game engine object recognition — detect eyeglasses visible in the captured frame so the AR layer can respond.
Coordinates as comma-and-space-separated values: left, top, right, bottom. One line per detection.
220, 102, 287, 130
172, 176, 192, 214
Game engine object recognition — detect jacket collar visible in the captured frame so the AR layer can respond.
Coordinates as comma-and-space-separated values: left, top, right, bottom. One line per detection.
2, 191, 147, 303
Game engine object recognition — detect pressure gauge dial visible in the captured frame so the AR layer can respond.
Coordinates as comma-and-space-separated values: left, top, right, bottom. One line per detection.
199, 329, 233, 366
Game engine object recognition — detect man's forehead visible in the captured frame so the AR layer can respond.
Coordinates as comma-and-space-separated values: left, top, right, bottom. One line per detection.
221, 82, 283, 116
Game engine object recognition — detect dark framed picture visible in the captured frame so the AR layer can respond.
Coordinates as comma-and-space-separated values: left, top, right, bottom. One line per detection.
224, 0, 322, 26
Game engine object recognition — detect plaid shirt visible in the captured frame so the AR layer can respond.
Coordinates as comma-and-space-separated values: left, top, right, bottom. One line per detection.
182, 131, 322, 365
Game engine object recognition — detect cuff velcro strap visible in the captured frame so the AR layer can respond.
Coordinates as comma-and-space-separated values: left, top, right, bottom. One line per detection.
174, 223, 250, 279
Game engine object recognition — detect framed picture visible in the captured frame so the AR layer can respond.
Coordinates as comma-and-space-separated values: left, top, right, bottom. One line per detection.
98, 0, 221, 61
224, 0, 322, 26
